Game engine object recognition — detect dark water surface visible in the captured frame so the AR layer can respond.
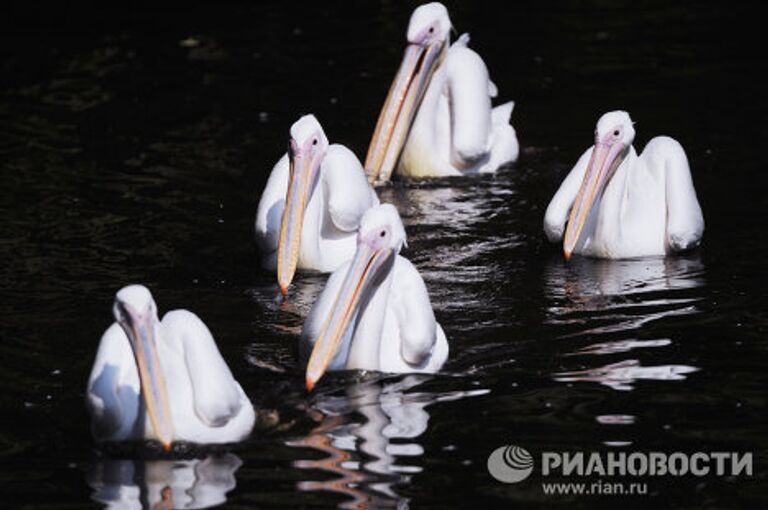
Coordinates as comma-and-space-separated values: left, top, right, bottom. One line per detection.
1, 1, 766, 508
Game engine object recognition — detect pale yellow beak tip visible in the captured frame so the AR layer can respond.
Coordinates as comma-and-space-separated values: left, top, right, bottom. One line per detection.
564, 249, 573, 261
305, 377, 316, 392
162, 440, 172, 452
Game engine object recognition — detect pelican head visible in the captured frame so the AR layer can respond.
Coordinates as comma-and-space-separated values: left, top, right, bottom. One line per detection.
305, 204, 406, 391
563, 111, 636, 259
277, 114, 330, 295
364, 2, 451, 184
113, 285, 174, 450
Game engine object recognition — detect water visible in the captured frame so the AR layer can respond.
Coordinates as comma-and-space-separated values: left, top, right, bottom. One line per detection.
1, 1, 766, 508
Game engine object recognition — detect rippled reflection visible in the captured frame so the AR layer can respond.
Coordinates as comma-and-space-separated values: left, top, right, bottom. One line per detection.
545, 254, 704, 337
569, 338, 672, 356
289, 376, 487, 509
86, 454, 242, 509
375, 177, 521, 340
545, 255, 705, 390
249, 275, 327, 335
245, 275, 329, 372
555, 359, 699, 391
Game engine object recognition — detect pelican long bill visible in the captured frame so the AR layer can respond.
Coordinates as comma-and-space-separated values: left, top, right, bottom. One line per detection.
364, 40, 445, 184
305, 243, 394, 391
563, 141, 627, 260
276, 143, 321, 295
121, 307, 174, 451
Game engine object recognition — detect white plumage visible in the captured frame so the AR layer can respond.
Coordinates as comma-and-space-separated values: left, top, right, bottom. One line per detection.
365, 2, 518, 183
255, 114, 378, 294
544, 110, 704, 259
398, 34, 518, 178
86, 285, 255, 447
300, 204, 448, 390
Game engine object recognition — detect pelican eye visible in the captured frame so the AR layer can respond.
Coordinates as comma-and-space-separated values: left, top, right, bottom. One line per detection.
312, 138, 318, 146
428, 27, 434, 34
613, 129, 621, 137
379, 230, 387, 238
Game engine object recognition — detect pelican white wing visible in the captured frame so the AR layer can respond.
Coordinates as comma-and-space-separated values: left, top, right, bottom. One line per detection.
86, 285, 255, 447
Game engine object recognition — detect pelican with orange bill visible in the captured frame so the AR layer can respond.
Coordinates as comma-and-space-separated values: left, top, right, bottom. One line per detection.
365, 2, 519, 183
256, 115, 379, 296
87, 285, 255, 448
300, 204, 449, 391
544, 111, 704, 259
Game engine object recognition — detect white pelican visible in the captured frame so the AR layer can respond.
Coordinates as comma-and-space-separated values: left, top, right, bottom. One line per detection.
544, 111, 704, 259
255, 114, 379, 294
86, 285, 255, 449
365, 2, 518, 183
300, 204, 449, 390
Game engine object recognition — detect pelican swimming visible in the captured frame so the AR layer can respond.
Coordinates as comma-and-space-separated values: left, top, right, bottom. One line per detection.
300, 204, 448, 390
365, 2, 518, 183
544, 110, 704, 259
256, 114, 379, 294
86, 285, 255, 449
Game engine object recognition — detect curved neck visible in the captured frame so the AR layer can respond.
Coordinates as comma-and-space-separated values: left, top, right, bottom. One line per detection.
597, 145, 637, 239
408, 63, 446, 151
298, 164, 326, 263
345, 258, 397, 370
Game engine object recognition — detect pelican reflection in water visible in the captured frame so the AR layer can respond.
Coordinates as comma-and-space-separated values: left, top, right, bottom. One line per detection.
288, 376, 487, 508
87, 454, 242, 509
544, 255, 704, 390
